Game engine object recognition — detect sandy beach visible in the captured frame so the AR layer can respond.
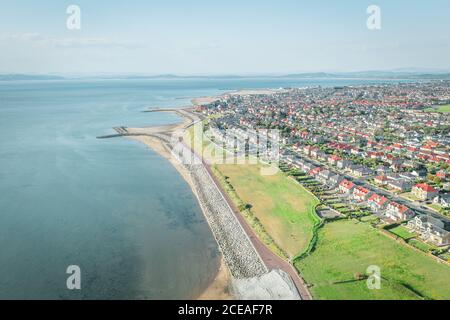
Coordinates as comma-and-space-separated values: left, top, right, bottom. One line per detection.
126, 113, 235, 300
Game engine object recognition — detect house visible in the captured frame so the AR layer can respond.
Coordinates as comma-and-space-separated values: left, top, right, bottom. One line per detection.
388, 179, 412, 192
374, 175, 388, 185
310, 148, 320, 159
407, 215, 450, 246
412, 168, 428, 178
412, 183, 439, 201
328, 174, 344, 188
367, 194, 390, 212
399, 172, 416, 181
317, 169, 333, 184
303, 145, 313, 156
339, 180, 355, 194
433, 193, 450, 208
336, 159, 352, 170
386, 173, 400, 181
328, 155, 342, 166
353, 186, 372, 202
309, 167, 323, 177
385, 202, 415, 221
436, 170, 450, 181
302, 162, 315, 172
352, 166, 373, 178
317, 152, 328, 162
376, 166, 391, 175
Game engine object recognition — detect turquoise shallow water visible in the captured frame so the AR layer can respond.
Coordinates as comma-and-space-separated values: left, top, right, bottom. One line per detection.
0, 77, 409, 299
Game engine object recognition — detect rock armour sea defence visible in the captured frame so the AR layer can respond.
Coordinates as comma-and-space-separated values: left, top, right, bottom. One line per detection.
171, 140, 267, 279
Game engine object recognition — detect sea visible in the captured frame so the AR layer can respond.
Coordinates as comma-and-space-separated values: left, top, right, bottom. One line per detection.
0, 77, 413, 299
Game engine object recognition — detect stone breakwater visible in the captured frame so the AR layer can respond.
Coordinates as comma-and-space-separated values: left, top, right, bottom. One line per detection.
188, 163, 268, 278
174, 142, 268, 279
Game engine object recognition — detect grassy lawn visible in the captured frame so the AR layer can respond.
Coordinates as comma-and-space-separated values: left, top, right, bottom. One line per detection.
400, 192, 421, 202
440, 253, 450, 262
295, 220, 450, 300
408, 239, 435, 253
215, 163, 320, 258
388, 226, 416, 240
427, 203, 443, 212
426, 104, 450, 113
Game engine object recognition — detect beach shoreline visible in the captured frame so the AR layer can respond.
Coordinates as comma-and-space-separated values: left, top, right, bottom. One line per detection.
126, 112, 235, 300
123, 87, 310, 300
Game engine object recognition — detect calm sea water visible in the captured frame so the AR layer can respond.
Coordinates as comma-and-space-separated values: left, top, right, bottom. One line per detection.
0, 77, 410, 299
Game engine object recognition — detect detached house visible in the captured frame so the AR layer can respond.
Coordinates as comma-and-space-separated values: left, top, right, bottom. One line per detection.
412, 183, 439, 201
388, 179, 412, 192
339, 180, 355, 194
352, 166, 373, 178
328, 174, 344, 188
317, 169, 333, 184
433, 193, 450, 208
367, 194, 390, 213
407, 215, 450, 246
328, 155, 342, 166
374, 175, 388, 185
353, 186, 372, 202
309, 167, 323, 177
337, 159, 353, 170
385, 202, 415, 221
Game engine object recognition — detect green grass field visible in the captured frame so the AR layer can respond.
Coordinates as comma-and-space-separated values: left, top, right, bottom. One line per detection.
216, 163, 320, 258
408, 239, 435, 253
185, 120, 450, 300
388, 226, 416, 240
295, 220, 450, 300
426, 104, 450, 113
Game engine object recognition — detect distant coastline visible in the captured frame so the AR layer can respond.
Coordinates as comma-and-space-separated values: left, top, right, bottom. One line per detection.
2, 71, 450, 82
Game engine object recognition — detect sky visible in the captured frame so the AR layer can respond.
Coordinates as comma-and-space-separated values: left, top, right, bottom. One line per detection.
0, 0, 449, 75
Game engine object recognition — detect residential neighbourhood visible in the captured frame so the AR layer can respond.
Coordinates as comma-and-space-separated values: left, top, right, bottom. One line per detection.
196, 81, 450, 248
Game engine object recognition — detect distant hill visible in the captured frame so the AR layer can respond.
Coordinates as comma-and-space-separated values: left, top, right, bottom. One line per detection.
280, 71, 450, 80
0, 74, 65, 81
1, 71, 450, 81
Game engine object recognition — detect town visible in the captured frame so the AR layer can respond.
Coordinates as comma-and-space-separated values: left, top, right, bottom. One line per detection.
195, 81, 450, 258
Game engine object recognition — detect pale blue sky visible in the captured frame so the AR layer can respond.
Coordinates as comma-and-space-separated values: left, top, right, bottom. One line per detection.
1, 0, 449, 74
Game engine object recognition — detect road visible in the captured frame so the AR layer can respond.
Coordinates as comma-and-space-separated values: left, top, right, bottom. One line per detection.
284, 148, 439, 217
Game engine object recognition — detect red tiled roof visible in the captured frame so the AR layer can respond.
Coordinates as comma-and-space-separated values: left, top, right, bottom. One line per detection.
374, 175, 388, 181
354, 186, 370, 195
368, 194, 389, 206
388, 202, 410, 214
329, 155, 342, 161
339, 179, 355, 190
414, 183, 438, 193
309, 167, 323, 175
